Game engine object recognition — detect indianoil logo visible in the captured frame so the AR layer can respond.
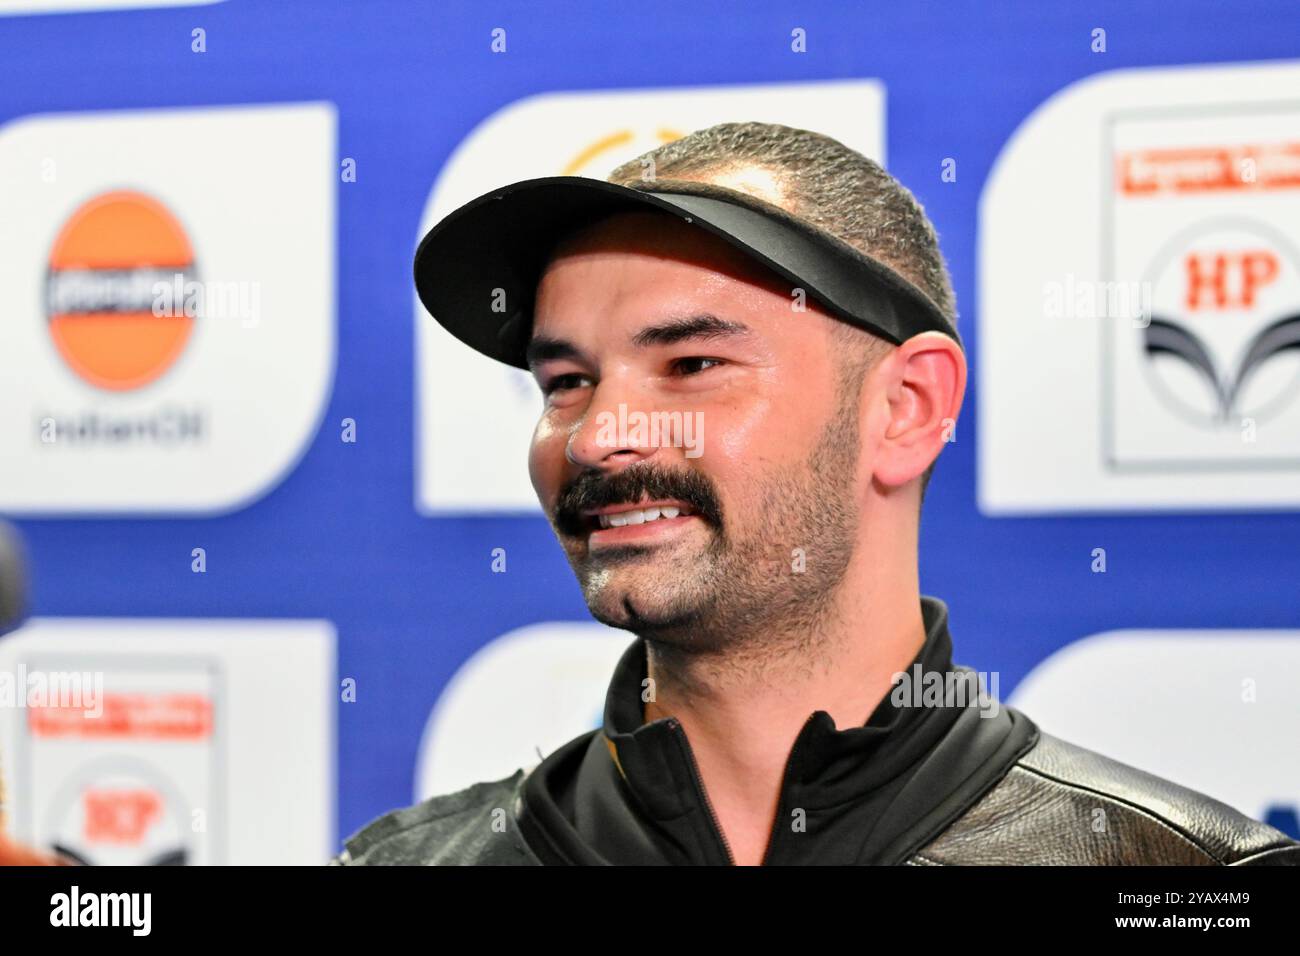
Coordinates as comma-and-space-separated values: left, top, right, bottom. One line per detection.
44, 190, 198, 391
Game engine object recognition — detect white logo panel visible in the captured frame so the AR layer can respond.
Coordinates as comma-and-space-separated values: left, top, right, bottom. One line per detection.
0, 0, 222, 13
0, 617, 335, 865
978, 60, 1300, 512
414, 622, 634, 800
0, 102, 336, 514
1008, 629, 1300, 825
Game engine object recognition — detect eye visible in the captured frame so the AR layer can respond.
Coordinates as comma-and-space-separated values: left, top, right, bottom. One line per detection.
540, 372, 593, 396
672, 356, 724, 376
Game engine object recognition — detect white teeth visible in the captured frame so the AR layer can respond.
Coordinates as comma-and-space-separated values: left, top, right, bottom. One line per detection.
596, 506, 690, 529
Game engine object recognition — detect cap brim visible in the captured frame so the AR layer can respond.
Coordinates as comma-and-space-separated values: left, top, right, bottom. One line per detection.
413, 176, 955, 369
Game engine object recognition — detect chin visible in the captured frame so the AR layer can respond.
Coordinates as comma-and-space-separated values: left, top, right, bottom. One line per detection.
582, 580, 709, 635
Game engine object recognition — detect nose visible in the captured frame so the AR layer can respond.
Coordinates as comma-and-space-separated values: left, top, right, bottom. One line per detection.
564, 375, 664, 471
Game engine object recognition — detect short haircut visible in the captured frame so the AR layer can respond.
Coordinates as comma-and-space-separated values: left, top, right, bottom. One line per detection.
606, 122, 958, 502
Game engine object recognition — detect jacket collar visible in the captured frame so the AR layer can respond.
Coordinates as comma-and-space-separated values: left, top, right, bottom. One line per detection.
601, 595, 965, 820
516, 593, 1038, 865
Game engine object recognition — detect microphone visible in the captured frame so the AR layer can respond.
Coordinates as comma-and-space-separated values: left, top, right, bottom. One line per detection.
0, 520, 29, 638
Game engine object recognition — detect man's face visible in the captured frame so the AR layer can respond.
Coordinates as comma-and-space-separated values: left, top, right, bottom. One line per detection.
527, 209, 870, 648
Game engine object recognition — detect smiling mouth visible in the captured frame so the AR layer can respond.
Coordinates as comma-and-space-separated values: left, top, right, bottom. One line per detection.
579, 499, 700, 533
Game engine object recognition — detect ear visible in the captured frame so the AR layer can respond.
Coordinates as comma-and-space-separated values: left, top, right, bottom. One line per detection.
872, 332, 966, 488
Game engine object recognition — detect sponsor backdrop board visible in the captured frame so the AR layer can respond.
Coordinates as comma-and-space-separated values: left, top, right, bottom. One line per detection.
0, 1, 1296, 860
0, 620, 333, 865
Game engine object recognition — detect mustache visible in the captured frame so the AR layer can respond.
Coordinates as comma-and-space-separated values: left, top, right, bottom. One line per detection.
554, 463, 724, 537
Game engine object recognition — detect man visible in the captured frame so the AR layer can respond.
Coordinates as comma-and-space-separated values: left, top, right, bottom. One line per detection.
334, 122, 1299, 865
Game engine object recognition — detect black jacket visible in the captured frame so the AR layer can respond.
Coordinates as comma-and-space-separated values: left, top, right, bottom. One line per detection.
332, 597, 1300, 865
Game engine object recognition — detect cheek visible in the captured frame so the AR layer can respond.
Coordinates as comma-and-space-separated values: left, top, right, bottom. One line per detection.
700, 394, 785, 512
528, 413, 567, 500
705, 387, 824, 467
709, 395, 769, 462
702, 383, 839, 508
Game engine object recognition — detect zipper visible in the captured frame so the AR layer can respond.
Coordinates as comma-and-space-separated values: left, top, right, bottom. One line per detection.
759, 712, 818, 866
669, 711, 819, 866
667, 717, 735, 865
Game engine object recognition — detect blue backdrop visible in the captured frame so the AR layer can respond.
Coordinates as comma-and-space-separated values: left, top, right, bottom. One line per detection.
3, 0, 1298, 849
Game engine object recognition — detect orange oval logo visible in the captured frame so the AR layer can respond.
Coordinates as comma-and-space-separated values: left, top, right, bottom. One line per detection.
46, 191, 197, 391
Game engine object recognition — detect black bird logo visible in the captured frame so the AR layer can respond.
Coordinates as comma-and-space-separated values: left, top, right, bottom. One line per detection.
1143, 313, 1300, 420
51, 842, 188, 866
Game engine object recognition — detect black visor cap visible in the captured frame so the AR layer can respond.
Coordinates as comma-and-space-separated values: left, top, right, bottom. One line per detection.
413, 176, 959, 370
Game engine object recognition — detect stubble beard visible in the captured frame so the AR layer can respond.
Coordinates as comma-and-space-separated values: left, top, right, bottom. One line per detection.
565, 397, 863, 664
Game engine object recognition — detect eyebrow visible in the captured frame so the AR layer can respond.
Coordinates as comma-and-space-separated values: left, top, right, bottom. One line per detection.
631, 313, 752, 348
526, 313, 752, 371
525, 336, 583, 369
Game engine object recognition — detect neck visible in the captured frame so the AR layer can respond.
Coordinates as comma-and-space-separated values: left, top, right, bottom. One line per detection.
642, 514, 924, 865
